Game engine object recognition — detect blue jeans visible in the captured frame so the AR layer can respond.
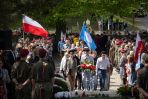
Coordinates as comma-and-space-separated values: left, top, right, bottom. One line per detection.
98, 69, 107, 90
82, 71, 91, 90
90, 73, 96, 91
129, 71, 137, 85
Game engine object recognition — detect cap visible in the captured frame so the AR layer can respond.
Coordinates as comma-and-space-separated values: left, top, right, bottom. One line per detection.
20, 49, 29, 58
83, 47, 89, 51
101, 51, 106, 54
69, 48, 76, 53
39, 48, 47, 58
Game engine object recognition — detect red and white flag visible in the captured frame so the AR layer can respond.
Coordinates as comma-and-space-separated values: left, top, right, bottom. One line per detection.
134, 33, 144, 62
22, 15, 48, 37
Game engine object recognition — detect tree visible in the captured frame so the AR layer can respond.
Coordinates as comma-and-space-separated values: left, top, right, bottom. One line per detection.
0, 0, 145, 29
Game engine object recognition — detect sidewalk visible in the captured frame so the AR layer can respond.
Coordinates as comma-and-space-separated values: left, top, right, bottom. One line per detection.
70, 68, 121, 97
109, 68, 121, 91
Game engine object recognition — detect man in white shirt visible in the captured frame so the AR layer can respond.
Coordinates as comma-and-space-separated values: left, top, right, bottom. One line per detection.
96, 51, 110, 91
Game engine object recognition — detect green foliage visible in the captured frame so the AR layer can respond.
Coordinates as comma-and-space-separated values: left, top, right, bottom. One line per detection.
54, 77, 69, 91
53, 84, 63, 94
117, 85, 140, 99
53, 72, 68, 98
54, 73, 65, 79
0, 0, 146, 28
0, 0, 16, 28
117, 86, 132, 96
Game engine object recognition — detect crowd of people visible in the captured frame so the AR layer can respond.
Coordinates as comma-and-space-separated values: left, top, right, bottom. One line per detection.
59, 37, 110, 91
0, 32, 148, 99
58, 33, 148, 98
0, 37, 55, 99
109, 38, 148, 86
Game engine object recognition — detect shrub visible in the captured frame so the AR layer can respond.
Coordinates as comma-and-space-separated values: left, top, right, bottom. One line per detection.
53, 84, 63, 94
54, 73, 65, 79
54, 77, 69, 91
117, 86, 131, 96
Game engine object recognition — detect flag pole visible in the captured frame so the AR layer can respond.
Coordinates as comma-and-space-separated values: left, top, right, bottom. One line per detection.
22, 14, 25, 48
22, 30, 25, 48
23, 31, 24, 42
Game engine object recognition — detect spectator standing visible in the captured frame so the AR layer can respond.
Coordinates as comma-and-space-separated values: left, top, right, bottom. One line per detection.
11, 49, 31, 99
137, 54, 148, 99
64, 49, 77, 91
31, 49, 55, 99
119, 49, 127, 85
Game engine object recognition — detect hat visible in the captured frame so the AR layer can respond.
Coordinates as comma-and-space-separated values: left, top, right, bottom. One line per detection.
39, 48, 47, 58
83, 47, 89, 51
20, 49, 29, 58
101, 51, 106, 54
69, 48, 76, 53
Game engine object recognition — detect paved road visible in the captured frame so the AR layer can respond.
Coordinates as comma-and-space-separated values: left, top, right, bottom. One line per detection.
109, 69, 121, 91
135, 16, 148, 30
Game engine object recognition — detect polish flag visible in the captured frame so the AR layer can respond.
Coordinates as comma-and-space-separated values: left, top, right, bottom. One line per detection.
22, 15, 48, 37
134, 33, 144, 63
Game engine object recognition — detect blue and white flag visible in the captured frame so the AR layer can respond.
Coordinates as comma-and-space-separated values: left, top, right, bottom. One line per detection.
79, 24, 96, 50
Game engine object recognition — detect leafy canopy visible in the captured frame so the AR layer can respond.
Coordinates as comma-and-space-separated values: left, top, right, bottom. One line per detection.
0, 0, 144, 28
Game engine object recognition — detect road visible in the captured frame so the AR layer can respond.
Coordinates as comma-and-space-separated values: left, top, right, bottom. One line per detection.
135, 16, 148, 30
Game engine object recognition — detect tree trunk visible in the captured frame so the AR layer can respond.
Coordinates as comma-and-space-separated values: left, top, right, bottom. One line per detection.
53, 18, 66, 53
